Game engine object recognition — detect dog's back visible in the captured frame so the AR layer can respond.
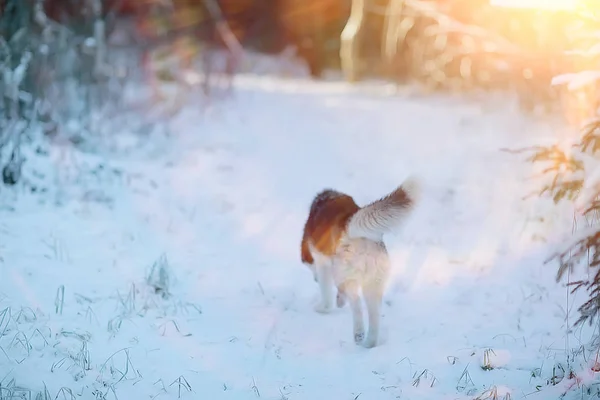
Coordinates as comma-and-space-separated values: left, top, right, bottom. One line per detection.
301, 189, 360, 264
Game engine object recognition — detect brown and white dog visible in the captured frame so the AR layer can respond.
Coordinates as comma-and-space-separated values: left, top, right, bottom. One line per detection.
300, 177, 419, 348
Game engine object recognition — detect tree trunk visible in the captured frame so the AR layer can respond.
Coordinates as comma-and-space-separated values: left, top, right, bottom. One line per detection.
340, 0, 366, 82
382, 0, 404, 64
381, 0, 408, 80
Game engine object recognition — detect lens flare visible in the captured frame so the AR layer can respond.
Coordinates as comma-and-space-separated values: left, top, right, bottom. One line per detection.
490, 0, 587, 10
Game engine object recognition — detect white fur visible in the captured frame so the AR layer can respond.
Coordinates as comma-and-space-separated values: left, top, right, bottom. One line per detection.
334, 237, 390, 348
308, 243, 336, 313
346, 176, 420, 242
309, 238, 390, 348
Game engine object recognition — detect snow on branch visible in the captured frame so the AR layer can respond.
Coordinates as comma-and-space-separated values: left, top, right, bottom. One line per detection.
552, 70, 600, 91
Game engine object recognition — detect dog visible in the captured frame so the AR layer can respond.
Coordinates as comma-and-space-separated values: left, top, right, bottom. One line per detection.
300, 177, 419, 348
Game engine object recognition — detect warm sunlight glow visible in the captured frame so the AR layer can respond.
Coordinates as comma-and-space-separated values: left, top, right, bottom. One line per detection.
490, 0, 584, 10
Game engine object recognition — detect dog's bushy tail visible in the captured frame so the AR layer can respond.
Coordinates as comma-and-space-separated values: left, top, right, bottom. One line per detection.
346, 176, 420, 241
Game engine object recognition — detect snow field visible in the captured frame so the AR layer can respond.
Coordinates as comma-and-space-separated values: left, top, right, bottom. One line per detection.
0, 74, 596, 399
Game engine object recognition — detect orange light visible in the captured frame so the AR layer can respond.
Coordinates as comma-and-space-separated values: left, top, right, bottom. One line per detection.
489, 0, 581, 10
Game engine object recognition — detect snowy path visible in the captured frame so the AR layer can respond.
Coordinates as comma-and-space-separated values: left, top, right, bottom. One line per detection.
0, 76, 589, 399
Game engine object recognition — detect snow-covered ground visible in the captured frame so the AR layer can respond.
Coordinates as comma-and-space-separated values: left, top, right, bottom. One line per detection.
0, 72, 597, 399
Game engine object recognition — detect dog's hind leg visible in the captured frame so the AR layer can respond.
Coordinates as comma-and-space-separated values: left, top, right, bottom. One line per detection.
343, 280, 365, 344
314, 263, 334, 313
362, 279, 385, 348
336, 284, 347, 308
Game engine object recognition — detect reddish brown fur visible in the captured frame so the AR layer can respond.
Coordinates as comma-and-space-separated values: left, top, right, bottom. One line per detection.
301, 190, 360, 265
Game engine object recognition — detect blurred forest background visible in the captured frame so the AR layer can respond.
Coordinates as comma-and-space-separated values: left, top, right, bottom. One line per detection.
0, 0, 598, 201
1, 0, 597, 164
